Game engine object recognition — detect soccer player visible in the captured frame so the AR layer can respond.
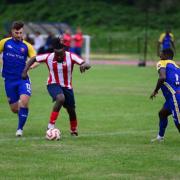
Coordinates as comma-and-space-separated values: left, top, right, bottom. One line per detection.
62, 29, 72, 51
73, 27, 84, 57
22, 38, 91, 136
150, 48, 180, 142
157, 28, 175, 57
0, 21, 36, 136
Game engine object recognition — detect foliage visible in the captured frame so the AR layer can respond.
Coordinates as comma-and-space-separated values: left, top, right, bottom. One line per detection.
1, 0, 180, 31
1, 0, 180, 57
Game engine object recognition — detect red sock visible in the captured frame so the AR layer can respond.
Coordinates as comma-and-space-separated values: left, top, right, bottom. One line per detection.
49, 111, 59, 124
70, 119, 77, 131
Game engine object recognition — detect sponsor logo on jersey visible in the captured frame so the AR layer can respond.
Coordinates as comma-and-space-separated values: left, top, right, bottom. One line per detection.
63, 62, 67, 66
7, 45, 13, 49
21, 48, 25, 53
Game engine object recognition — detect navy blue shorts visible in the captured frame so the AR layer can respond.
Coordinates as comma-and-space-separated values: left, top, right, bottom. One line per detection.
47, 84, 75, 108
4, 78, 31, 104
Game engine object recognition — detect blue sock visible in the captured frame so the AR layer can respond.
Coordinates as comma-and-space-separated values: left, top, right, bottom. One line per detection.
18, 107, 29, 130
159, 118, 168, 137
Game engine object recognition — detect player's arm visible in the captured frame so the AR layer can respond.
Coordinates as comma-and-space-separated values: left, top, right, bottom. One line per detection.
29, 61, 40, 69
157, 33, 164, 57
80, 62, 91, 73
150, 68, 166, 99
0, 38, 10, 54
170, 33, 176, 54
22, 57, 37, 79
71, 53, 91, 73
0, 38, 10, 67
24, 40, 39, 69
22, 53, 49, 79
171, 41, 176, 54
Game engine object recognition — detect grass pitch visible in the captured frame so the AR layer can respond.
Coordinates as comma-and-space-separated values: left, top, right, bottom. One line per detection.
0, 64, 180, 180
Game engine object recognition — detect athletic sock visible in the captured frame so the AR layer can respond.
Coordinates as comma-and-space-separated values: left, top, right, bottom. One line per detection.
18, 107, 29, 130
159, 118, 168, 137
49, 111, 59, 124
70, 119, 77, 132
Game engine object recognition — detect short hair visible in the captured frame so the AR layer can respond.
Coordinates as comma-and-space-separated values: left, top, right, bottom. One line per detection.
162, 48, 174, 58
11, 21, 24, 30
51, 38, 64, 50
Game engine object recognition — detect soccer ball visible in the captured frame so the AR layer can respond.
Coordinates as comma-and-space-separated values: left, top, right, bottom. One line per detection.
46, 128, 61, 140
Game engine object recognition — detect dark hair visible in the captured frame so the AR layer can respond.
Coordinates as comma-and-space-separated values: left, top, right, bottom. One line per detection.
11, 21, 24, 30
51, 38, 64, 50
162, 48, 174, 58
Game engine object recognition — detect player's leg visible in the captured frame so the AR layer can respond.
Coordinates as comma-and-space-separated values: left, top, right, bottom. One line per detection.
4, 80, 19, 113
63, 87, 78, 136
47, 84, 65, 129
9, 102, 19, 113
151, 102, 171, 142
17, 79, 32, 136
66, 107, 78, 136
170, 94, 180, 133
158, 105, 171, 137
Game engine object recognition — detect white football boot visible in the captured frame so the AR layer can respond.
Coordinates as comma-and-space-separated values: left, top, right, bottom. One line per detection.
151, 135, 164, 143
16, 129, 23, 137
47, 123, 55, 130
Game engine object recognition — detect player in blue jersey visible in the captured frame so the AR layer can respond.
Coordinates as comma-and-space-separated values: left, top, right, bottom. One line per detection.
0, 21, 36, 137
150, 48, 180, 142
157, 28, 175, 57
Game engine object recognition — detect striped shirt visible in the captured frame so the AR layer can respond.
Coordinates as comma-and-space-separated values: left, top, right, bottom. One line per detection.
36, 51, 84, 89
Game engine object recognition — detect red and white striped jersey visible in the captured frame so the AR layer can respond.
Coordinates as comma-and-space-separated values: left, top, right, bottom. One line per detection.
36, 51, 84, 89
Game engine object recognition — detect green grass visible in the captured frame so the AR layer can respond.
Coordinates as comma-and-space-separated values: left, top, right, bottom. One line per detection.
0, 64, 180, 179
89, 53, 139, 61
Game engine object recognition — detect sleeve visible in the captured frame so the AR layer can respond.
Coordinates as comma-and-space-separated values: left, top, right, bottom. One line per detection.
36, 53, 50, 63
156, 60, 167, 71
170, 33, 174, 42
158, 33, 165, 43
28, 44, 36, 58
71, 53, 84, 65
0, 38, 9, 53
23, 40, 36, 58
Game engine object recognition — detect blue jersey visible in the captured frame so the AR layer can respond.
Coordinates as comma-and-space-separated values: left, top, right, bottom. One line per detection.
0, 37, 36, 80
157, 60, 180, 99
158, 33, 174, 50
157, 60, 180, 127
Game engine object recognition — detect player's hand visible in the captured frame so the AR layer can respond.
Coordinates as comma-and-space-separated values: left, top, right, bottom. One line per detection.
21, 71, 28, 80
30, 62, 40, 70
80, 63, 91, 73
150, 91, 158, 100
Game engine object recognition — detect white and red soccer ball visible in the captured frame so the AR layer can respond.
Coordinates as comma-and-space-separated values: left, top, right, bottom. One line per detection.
46, 128, 61, 140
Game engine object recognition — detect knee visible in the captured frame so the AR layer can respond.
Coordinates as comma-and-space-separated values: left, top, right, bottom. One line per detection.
20, 99, 29, 108
159, 110, 167, 119
158, 111, 163, 119
10, 107, 18, 113
56, 94, 65, 105
19, 96, 30, 108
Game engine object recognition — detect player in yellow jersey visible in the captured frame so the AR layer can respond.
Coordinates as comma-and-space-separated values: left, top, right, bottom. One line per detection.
0, 21, 36, 136
157, 28, 175, 57
150, 49, 180, 142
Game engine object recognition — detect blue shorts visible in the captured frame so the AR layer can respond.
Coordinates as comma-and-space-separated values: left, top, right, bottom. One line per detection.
164, 93, 180, 126
74, 47, 82, 56
4, 78, 31, 104
47, 84, 75, 108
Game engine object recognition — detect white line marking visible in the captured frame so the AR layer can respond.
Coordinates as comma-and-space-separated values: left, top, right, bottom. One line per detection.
0, 129, 159, 142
